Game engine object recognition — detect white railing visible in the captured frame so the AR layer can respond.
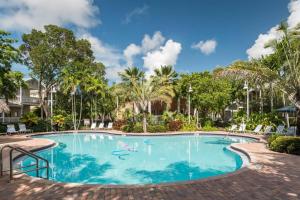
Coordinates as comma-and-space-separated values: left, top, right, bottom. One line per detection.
22, 97, 40, 104
6, 96, 40, 105
1, 117, 20, 123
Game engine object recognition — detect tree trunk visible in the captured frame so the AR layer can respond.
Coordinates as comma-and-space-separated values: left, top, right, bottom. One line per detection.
177, 97, 180, 113
143, 112, 147, 133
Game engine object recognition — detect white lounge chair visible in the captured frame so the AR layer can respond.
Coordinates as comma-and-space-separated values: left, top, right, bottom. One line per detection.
98, 122, 104, 129
252, 124, 263, 134
91, 122, 97, 130
285, 126, 296, 136
228, 124, 237, 132
263, 126, 273, 135
237, 123, 246, 133
107, 122, 113, 129
18, 123, 32, 133
275, 125, 285, 134
6, 124, 18, 135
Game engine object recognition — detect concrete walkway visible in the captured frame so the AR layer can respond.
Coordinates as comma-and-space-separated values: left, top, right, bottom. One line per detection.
0, 132, 299, 200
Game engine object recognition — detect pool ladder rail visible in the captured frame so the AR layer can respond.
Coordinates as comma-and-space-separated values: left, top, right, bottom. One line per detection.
0, 145, 49, 182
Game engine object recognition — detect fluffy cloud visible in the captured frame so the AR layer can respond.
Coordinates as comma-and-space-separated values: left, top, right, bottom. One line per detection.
288, 0, 300, 27
123, 31, 166, 66
141, 31, 165, 52
247, 0, 300, 59
0, 0, 99, 32
123, 44, 142, 66
246, 26, 283, 59
143, 40, 182, 74
123, 5, 148, 24
80, 33, 125, 81
123, 31, 181, 74
192, 39, 217, 55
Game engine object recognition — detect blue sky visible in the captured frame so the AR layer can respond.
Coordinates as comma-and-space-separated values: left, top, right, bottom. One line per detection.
0, 0, 296, 81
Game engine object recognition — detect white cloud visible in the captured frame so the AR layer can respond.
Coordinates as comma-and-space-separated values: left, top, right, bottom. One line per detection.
192, 39, 217, 55
0, 0, 99, 32
143, 40, 182, 74
246, 26, 283, 59
80, 33, 125, 81
247, 0, 300, 59
141, 31, 165, 52
123, 31, 165, 66
123, 5, 148, 24
123, 32, 181, 75
288, 0, 300, 28
123, 44, 141, 66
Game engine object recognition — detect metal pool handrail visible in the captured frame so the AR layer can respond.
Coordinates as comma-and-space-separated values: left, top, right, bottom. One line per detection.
0, 145, 49, 181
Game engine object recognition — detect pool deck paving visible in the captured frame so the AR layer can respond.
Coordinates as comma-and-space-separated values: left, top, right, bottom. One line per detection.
0, 131, 299, 200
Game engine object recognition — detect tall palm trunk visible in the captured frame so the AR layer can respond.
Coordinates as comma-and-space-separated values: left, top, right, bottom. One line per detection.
142, 111, 147, 133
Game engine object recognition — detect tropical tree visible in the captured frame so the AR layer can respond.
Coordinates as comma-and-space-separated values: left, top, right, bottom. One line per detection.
153, 65, 177, 85
20, 25, 76, 118
119, 67, 174, 132
220, 22, 300, 135
177, 72, 232, 124
0, 30, 23, 102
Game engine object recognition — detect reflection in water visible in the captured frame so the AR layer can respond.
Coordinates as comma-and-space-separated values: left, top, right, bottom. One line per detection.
127, 161, 223, 184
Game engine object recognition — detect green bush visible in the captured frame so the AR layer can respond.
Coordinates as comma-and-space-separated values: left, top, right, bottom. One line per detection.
133, 123, 143, 133
168, 120, 183, 131
148, 125, 167, 133
267, 133, 280, 146
180, 123, 198, 131
121, 123, 134, 132
32, 119, 52, 132
270, 136, 300, 155
0, 123, 6, 133
201, 126, 219, 131
20, 112, 38, 127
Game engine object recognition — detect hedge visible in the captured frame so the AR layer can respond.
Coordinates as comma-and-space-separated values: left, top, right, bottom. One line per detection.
269, 136, 300, 155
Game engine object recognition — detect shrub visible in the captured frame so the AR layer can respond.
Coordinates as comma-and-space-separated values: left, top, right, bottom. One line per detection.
133, 123, 143, 133
201, 126, 219, 131
0, 123, 6, 133
148, 125, 167, 133
20, 112, 38, 127
180, 123, 198, 131
32, 119, 51, 132
52, 114, 65, 130
168, 120, 183, 131
270, 136, 300, 155
267, 133, 280, 146
121, 122, 134, 132
113, 120, 126, 130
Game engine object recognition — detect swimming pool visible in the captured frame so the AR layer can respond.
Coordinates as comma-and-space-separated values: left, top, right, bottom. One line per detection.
20, 133, 255, 185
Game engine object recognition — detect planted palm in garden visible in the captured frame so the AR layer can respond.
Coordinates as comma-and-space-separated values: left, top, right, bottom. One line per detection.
220, 23, 300, 135
119, 67, 175, 132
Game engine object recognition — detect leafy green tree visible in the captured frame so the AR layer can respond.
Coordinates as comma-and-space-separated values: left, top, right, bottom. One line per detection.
177, 72, 232, 123
20, 25, 76, 118
0, 30, 24, 103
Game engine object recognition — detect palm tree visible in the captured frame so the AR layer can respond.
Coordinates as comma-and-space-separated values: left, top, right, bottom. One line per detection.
220, 23, 300, 135
119, 67, 145, 119
153, 65, 177, 84
119, 67, 174, 132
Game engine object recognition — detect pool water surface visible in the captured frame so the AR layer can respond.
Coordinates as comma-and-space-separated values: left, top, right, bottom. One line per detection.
20, 133, 254, 185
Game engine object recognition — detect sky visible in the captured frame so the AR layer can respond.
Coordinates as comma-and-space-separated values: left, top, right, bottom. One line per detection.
0, 0, 299, 82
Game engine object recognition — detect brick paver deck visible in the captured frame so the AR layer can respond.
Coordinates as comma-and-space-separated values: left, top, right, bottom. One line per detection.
0, 132, 299, 200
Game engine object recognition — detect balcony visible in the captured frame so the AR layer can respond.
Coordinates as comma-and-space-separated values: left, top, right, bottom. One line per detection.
8, 96, 40, 105
0, 117, 20, 123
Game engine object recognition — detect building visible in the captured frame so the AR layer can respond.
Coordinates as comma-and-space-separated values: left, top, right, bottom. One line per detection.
0, 78, 41, 123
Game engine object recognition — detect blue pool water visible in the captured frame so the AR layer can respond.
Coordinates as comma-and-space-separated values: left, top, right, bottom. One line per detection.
20, 133, 254, 185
